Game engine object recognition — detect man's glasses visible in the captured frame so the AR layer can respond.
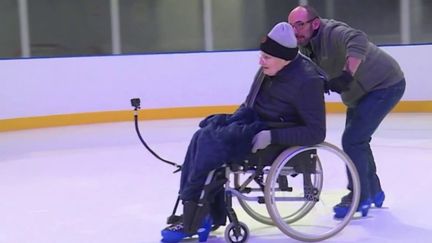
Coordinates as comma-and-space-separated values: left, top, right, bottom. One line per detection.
290, 17, 317, 31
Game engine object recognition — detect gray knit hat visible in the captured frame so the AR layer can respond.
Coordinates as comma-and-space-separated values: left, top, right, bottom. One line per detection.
260, 22, 298, 60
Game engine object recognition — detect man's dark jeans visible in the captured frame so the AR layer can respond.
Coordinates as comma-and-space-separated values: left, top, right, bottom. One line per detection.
342, 79, 406, 201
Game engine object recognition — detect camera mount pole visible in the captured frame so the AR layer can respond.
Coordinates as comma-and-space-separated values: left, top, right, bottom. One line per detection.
131, 98, 182, 173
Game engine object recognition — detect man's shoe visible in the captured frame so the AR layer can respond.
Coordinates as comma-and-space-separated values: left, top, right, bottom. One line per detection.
333, 192, 371, 219
372, 190, 385, 208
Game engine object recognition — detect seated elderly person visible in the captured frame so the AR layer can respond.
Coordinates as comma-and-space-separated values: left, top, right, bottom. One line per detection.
161, 22, 327, 243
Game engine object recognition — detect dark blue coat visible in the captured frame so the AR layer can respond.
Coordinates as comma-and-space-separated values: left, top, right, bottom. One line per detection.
246, 54, 327, 146
178, 54, 327, 226
179, 106, 267, 202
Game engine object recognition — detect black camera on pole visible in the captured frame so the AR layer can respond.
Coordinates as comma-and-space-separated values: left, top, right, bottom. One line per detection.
131, 98, 141, 110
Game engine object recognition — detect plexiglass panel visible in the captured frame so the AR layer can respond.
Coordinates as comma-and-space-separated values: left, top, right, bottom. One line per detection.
28, 0, 111, 57
1, 0, 431, 58
0, 0, 20, 58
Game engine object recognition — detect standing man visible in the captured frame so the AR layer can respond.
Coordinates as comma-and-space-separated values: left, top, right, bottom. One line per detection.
288, 5, 406, 218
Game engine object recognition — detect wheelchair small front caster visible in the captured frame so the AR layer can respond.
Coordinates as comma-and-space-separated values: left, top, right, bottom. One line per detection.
224, 221, 249, 243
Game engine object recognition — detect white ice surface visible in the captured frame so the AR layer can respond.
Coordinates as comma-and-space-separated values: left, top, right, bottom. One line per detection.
1, 113, 432, 243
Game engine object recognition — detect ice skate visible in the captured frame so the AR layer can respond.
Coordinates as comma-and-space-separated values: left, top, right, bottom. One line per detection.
161, 201, 212, 242
333, 192, 371, 218
372, 190, 385, 208
161, 216, 213, 243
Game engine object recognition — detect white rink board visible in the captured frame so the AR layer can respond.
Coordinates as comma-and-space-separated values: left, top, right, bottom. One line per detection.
0, 45, 431, 119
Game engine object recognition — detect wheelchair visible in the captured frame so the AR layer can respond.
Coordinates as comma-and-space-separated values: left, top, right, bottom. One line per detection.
197, 141, 361, 242
130, 99, 359, 242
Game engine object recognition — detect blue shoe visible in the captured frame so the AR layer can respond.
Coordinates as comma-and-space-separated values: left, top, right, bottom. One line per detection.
161, 216, 213, 243
197, 218, 213, 242
372, 191, 385, 208
161, 222, 192, 243
333, 192, 371, 219
334, 199, 371, 219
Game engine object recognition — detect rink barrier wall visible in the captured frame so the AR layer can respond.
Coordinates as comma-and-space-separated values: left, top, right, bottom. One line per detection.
1, 44, 431, 132
0, 100, 431, 132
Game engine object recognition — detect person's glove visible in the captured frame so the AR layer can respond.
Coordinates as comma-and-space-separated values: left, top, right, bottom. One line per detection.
251, 130, 271, 153
328, 71, 353, 94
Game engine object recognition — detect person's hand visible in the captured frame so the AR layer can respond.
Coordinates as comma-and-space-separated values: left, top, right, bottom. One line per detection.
328, 71, 353, 94
251, 130, 271, 153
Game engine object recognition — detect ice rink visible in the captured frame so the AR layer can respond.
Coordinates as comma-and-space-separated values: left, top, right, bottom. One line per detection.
1, 113, 432, 243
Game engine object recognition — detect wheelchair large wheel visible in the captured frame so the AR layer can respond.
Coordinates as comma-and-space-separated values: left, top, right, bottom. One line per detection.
235, 158, 323, 225
234, 171, 274, 225
264, 142, 361, 242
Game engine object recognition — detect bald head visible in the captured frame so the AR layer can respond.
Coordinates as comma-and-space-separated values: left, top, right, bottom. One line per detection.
288, 5, 319, 24
287, 5, 321, 46
289, 6, 308, 22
